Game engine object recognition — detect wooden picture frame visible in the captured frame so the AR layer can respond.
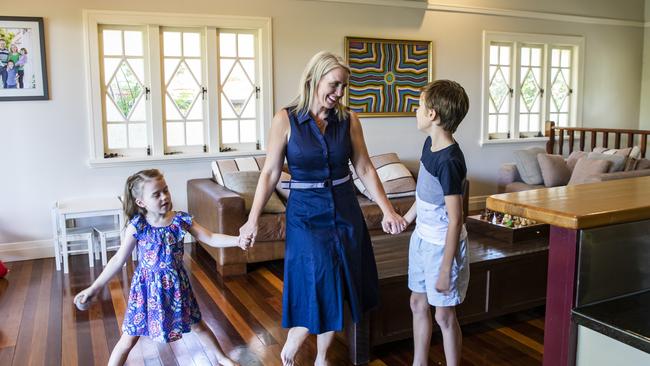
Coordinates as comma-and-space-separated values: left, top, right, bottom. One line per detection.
0, 16, 49, 101
345, 36, 432, 117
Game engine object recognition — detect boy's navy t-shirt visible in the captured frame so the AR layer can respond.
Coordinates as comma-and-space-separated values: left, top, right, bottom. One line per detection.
415, 137, 468, 244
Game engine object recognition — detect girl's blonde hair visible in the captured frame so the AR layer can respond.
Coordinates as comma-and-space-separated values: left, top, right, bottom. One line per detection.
289, 51, 350, 121
123, 169, 164, 224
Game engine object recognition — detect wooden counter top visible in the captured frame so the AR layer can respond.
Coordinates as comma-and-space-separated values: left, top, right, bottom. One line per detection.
486, 176, 650, 229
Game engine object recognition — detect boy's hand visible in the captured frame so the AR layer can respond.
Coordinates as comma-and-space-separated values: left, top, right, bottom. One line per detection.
435, 269, 451, 293
382, 211, 408, 235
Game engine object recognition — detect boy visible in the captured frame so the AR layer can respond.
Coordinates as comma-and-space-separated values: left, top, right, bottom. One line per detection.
403, 79, 470, 366
4, 60, 17, 89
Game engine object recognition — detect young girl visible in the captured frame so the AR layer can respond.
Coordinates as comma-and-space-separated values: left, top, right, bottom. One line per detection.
74, 169, 244, 366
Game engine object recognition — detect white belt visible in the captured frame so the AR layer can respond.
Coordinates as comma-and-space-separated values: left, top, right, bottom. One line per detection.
280, 174, 351, 189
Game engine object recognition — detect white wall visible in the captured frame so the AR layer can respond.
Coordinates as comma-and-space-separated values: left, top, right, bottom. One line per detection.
0, 0, 645, 255
640, 0, 650, 130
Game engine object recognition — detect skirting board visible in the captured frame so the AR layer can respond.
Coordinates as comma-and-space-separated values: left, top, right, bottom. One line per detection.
0, 235, 196, 263
0, 240, 54, 262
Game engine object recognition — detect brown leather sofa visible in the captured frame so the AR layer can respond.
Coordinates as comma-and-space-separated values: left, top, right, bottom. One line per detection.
187, 169, 469, 277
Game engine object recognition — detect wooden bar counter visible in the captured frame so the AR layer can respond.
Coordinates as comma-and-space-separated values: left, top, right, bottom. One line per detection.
487, 176, 650, 366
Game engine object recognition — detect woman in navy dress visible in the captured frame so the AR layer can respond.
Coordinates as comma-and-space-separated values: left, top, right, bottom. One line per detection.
238, 51, 407, 365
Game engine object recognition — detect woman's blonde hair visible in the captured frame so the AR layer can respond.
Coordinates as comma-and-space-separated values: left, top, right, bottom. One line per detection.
289, 51, 350, 121
122, 169, 164, 224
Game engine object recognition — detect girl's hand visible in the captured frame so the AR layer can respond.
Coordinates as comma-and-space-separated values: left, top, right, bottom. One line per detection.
435, 269, 451, 293
74, 286, 97, 306
381, 211, 408, 235
238, 220, 258, 248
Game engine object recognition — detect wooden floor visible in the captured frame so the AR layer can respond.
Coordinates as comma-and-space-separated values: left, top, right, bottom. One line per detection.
0, 244, 544, 366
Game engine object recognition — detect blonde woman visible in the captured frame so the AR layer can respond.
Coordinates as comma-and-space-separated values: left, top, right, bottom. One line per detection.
238, 51, 407, 365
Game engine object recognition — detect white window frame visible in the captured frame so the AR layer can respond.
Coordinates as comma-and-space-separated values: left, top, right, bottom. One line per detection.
83, 10, 273, 166
480, 31, 584, 145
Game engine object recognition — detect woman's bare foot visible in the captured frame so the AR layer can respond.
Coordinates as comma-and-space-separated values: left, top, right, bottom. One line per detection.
217, 356, 240, 366
281, 327, 309, 366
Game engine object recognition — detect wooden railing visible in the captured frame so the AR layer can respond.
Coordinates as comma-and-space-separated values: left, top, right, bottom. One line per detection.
545, 121, 650, 158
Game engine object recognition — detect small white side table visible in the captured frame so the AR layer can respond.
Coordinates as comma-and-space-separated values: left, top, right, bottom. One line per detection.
52, 196, 125, 273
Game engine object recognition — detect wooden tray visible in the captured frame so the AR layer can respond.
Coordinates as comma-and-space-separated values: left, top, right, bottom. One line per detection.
466, 214, 549, 243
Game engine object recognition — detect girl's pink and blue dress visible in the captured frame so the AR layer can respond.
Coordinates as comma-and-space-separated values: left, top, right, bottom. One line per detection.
122, 211, 201, 343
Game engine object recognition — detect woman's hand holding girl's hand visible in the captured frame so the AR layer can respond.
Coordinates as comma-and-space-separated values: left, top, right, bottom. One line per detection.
238, 220, 258, 248
237, 235, 250, 251
381, 210, 408, 235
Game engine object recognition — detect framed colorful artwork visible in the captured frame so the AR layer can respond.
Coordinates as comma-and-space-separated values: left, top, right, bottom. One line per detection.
0, 16, 49, 101
345, 37, 432, 117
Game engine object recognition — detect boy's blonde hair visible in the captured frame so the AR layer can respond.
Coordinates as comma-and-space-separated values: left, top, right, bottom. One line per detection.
289, 51, 350, 121
421, 80, 469, 133
123, 169, 164, 224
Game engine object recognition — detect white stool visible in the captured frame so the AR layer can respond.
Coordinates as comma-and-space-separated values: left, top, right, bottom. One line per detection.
60, 226, 96, 273
94, 224, 137, 266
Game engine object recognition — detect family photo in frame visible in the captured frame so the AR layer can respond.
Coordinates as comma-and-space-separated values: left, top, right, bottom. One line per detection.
345, 36, 432, 117
0, 16, 48, 101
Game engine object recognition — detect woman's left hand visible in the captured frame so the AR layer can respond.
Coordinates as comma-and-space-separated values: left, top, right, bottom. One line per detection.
381, 211, 408, 235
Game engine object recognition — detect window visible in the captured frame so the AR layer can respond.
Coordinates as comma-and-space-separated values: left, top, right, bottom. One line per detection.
84, 11, 272, 163
482, 32, 583, 143
99, 26, 149, 155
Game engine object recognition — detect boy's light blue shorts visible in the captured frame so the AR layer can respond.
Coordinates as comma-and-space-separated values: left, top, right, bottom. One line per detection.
408, 231, 470, 307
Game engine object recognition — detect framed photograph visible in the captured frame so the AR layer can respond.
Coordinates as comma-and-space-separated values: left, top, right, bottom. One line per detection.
345, 37, 432, 117
0, 16, 49, 101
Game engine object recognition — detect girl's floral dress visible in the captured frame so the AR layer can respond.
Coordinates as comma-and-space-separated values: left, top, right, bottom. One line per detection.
122, 211, 201, 343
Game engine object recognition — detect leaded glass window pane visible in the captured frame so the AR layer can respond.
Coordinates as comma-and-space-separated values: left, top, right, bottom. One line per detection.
100, 27, 148, 154
162, 29, 205, 149
219, 31, 258, 146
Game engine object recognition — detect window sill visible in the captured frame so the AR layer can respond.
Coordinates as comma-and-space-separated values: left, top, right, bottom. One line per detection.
480, 136, 549, 146
88, 150, 267, 168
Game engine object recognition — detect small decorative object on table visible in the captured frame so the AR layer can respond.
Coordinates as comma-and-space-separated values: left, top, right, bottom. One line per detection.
468, 209, 549, 243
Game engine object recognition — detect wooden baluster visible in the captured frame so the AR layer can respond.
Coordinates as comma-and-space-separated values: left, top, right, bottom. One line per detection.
615, 133, 621, 149
546, 121, 556, 154
580, 131, 585, 151
559, 129, 565, 156
603, 132, 609, 148
568, 131, 575, 154
641, 134, 647, 158
590, 131, 597, 151
627, 133, 634, 148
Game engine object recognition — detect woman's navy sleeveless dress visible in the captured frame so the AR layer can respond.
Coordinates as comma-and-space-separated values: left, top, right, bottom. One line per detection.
282, 109, 379, 334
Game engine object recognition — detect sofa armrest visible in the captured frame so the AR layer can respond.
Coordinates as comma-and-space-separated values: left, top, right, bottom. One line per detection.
497, 163, 522, 193
582, 168, 650, 184
187, 178, 247, 236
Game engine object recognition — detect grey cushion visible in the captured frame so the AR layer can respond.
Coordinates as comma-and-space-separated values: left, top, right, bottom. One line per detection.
568, 158, 612, 185
222, 171, 286, 213
587, 152, 627, 173
537, 154, 571, 187
513, 147, 546, 185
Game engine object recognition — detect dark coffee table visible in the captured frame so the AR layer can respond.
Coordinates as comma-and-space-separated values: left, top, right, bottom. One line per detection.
345, 230, 549, 364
